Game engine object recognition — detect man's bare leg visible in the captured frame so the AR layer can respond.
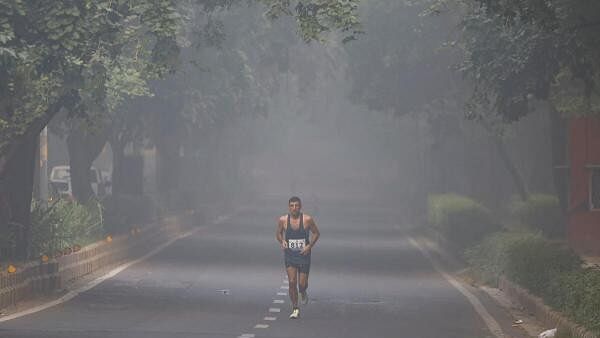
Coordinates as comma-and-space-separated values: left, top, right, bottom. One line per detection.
286, 266, 299, 309
299, 272, 309, 304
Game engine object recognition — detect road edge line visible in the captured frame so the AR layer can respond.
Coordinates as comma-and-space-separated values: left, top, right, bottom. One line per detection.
408, 237, 505, 338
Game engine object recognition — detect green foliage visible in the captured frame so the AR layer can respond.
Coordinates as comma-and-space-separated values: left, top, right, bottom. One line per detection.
428, 193, 499, 252
261, 0, 362, 43
508, 194, 564, 238
0, 0, 362, 152
459, 0, 600, 121
30, 199, 104, 257
466, 230, 599, 334
505, 236, 581, 298
0, 0, 181, 155
548, 269, 600, 333
459, 4, 552, 121
465, 231, 538, 285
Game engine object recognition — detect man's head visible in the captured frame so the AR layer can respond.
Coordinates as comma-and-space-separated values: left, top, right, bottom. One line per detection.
288, 196, 302, 217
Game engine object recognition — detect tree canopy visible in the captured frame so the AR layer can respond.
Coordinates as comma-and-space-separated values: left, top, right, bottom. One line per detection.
458, 0, 600, 120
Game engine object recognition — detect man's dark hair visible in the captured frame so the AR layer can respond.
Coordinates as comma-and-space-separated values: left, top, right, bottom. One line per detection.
289, 196, 302, 205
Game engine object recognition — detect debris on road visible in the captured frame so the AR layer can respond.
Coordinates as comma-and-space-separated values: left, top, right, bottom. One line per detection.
538, 328, 556, 338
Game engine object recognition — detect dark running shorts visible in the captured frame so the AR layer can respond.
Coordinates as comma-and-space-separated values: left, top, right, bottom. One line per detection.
284, 256, 311, 274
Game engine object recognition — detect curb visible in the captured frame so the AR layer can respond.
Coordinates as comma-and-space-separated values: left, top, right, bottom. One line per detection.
499, 277, 598, 338
0, 212, 199, 311
415, 227, 598, 338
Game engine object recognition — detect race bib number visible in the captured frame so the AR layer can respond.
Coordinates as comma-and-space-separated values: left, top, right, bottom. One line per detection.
288, 239, 306, 251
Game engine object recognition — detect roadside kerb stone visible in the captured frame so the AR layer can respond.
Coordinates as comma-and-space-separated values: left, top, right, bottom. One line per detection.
499, 276, 598, 338
418, 227, 598, 338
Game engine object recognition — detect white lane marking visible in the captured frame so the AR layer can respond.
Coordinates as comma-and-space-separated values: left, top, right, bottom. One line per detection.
0, 214, 234, 323
280, 285, 288, 289
269, 308, 281, 313
264, 316, 277, 321
277, 292, 287, 296
409, 237, 505, 338
254, 324, 269, 329
273, 299, 285, 304
238, 334, 255, 338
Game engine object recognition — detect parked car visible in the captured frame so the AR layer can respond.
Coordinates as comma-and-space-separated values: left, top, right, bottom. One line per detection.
49, 165, 71, 200
49, 165, 108, 199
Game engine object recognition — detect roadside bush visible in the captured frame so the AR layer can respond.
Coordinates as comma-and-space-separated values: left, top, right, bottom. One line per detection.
508, 194, 564, 238
465, 231, 539, 286
428, 194, 499, 253
466, 230, 598, 334
548, 269, 600, 333
30, 199, 104, 257
505, 235, 581, 297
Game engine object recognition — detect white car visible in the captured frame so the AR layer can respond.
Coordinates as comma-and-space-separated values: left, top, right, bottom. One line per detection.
49, 165, 107, 198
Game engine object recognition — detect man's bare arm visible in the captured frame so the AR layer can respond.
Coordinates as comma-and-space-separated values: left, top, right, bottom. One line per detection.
300, 216, 319, 256
276, 217, 287, 250
307, 216, 320, 249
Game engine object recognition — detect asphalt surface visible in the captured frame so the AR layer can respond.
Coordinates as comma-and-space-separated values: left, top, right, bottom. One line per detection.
0, 198, 524, 338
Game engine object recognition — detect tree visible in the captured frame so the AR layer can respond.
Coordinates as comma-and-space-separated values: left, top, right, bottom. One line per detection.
0, 1, 181, 258
0, 0, 363, 259
457, 0, 600, 210
344, 0, 537, 206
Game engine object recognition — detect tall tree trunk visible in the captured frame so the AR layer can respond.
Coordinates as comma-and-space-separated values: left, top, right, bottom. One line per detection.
0, 91, 78, 259
156, 129, 180, 211
491, 133, 529, 200
548, 104, 569, 213
480, 119, 529, 201
0, 135, 37, 260
66, 124, 109, 203
109, 134, 126, 196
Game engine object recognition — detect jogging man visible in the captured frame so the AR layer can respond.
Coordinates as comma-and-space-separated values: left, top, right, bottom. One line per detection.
276, 196, 320, 319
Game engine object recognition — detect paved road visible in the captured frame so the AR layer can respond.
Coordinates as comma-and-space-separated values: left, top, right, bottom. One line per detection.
0, 198, 523, 338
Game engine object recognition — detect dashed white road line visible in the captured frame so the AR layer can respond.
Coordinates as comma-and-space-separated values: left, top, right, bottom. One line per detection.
264, 316, 277, 321
254, 324, 269, 329
238, 334, 255, 338
273, 299, 285, 304
408, 237, 505, 338
277, 292, 287, 296
280, 285, 288, 289
269, 307, 281, 313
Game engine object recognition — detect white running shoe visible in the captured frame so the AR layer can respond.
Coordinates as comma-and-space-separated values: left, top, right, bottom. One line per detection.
289, 308, 300, 319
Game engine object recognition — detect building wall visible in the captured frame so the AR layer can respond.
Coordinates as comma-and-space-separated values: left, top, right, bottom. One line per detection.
568, 117, 600, 255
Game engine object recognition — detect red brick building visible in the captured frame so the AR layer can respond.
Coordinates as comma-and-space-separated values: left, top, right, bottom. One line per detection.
568, 117, 600, 255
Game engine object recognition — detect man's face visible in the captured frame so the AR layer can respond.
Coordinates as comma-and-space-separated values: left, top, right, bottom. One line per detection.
289, 201, 301, 217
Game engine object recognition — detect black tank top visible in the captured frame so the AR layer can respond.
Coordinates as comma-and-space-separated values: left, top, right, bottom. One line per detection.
285, 213, 310, 260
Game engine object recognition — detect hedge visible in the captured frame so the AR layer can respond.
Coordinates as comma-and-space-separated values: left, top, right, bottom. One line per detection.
508, 194, 564, 238
428, 194, 499, 253
466, 231, 599, 334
